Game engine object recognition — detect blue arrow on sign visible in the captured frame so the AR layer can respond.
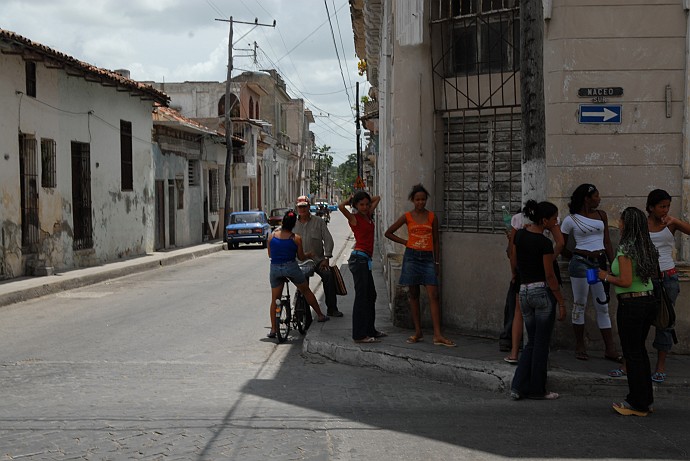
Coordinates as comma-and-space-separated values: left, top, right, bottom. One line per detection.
579, 104, 622, 124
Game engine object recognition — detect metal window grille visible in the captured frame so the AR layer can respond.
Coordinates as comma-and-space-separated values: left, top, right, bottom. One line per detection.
209, 169, 219, 212
71, 141, 93, 250
120, 120, 133, 191
41, 138, 56, 188
188, 160, 199, 186
176, 179, 184, 210
431, 0, 522, 233
19, 134, 39, 248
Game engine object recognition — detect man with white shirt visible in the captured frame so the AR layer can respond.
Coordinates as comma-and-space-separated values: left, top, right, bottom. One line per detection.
294, 195, 344, 318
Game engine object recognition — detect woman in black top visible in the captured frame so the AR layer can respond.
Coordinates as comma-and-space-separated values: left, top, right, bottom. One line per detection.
510, 200, 566, 400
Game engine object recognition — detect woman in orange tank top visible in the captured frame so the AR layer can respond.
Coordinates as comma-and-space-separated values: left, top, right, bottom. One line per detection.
384, 184, 456, 347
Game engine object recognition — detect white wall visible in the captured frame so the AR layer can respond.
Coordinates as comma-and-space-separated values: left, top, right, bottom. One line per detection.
0, 53, 155, 277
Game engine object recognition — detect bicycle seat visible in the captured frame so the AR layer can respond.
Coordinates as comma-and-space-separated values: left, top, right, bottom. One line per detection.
298, 259, 316, 278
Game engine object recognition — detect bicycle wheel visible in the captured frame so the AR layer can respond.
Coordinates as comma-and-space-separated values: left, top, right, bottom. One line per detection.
294, 294, 307, 335
276, 299, 290, 343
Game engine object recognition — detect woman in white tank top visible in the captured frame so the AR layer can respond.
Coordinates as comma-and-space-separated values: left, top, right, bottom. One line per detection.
561, 184, 621, 362
646, 189, 690, 383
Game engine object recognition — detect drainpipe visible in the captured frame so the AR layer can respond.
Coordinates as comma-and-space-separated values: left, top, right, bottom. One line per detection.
681, 0, 690, 261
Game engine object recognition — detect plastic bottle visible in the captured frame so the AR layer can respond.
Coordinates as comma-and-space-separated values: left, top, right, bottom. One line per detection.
501, 206, 512, 232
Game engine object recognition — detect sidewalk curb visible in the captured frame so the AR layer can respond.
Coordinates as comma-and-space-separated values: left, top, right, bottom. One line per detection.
304, 336, 515, 392
0, 243, 224, 308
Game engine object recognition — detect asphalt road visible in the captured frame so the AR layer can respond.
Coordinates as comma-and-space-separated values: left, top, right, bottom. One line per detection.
1, 212, 690, 460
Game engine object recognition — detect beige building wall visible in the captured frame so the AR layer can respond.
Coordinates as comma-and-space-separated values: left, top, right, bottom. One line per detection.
540, 0, 690, 350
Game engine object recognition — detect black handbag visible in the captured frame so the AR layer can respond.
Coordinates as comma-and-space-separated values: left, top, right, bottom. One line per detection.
653, 279, 676, 331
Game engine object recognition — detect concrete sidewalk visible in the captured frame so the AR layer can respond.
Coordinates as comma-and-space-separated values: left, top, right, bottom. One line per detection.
1, 238, 688, 399
0, 241, 225, 308
305, 243, 690, 399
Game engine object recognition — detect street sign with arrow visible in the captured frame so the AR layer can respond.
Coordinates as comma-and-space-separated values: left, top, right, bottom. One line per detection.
578, 104, 622, 124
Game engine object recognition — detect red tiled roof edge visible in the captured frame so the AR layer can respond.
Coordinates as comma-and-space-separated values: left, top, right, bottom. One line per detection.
0, 28, 169, 105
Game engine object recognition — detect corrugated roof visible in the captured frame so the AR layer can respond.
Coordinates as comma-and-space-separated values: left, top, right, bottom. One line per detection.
0, 28, 169, 105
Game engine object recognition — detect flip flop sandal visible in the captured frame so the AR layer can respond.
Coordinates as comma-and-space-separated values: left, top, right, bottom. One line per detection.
374, 331, 388, 338
354, 337, 380, 344
608, 368, 626, 378
433, 338, 457, 347
651, 371, 667, 383
604, 354, 624, 364
503, 356, 519, 364
575, 351, 589, 361
612, 401, 648, 417
406, 335, 423, 344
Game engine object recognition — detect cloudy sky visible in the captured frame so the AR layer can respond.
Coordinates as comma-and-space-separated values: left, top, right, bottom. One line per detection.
2, 0, 367, 165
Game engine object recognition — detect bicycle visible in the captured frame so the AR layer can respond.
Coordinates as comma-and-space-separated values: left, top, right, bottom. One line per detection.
275, 260, 316, 343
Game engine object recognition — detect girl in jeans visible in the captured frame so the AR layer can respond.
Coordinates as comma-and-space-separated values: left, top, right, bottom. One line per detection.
339, 191, 383, 343
384, 183, 455, 347
647, 189, 690, 383
510, 200, 566, 401
598, 207, 659, 416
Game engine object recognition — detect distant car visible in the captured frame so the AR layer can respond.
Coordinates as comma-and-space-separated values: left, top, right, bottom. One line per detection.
328, 204, 337, 211
309, 204, 317, 214
268, 207, 290, 229
225, 211, 270, 249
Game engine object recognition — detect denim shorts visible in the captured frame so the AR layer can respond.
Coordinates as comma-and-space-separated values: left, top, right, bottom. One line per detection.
399, 248, 438, 286
269, 260, 306, 288
653, 273, 680, 351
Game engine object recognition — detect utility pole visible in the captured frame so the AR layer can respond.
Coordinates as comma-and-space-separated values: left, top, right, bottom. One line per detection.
316, 151, 322, 197
519, 0, 546, 202
215, 16, 275, 239
355, 82, 362, 184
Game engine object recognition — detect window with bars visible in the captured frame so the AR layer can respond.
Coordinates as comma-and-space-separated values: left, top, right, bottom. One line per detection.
176, 178, 184, 210
19, 134, 39, 249
188, 160, 200, 186
120, 120, 133, 191
209, 168, 219, 212
71, 141, 93, 250
41, 138, 56, 188
25, 61, 36, 97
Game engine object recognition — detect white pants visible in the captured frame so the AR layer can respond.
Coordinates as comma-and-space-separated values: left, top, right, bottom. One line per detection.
570, 276, 612, 328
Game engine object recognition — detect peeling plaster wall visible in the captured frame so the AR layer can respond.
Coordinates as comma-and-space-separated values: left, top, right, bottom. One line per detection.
1, 53, 155, 277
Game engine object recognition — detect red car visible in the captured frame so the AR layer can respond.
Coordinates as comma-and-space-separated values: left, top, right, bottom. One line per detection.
268, 207, 290, 229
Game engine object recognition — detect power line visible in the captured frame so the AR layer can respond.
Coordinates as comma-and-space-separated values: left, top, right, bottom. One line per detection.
323, 0, 354, 115
331, 0, 355, 95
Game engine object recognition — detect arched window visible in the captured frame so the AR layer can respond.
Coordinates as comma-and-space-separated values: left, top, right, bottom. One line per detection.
255, 101, 260, 119
249, 96, 255, 119
218, 94, 240, 117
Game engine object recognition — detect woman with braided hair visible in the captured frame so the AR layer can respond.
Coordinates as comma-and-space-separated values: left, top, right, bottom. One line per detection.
598, 207, 659, 416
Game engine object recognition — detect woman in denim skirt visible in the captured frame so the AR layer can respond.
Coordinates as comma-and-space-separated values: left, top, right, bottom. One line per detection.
384, 184, 455, 347
510, 200, 566, 401
647, 189, 690, 383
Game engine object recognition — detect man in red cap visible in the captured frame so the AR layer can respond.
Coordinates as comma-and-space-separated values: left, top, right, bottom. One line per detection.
294, 195, 344, 318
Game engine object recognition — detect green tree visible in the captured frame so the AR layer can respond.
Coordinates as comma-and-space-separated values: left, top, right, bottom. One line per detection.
334, 153, 357, 197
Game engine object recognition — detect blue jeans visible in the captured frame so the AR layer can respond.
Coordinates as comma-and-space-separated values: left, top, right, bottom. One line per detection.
348, 252, 377, 340
511, 285, 556, 398
653, 273, 679, 351
617, 294, 657, 411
